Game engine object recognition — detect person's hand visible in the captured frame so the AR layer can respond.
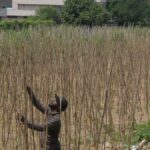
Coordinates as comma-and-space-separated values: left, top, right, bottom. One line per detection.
26, 86, 32, 93
16, 113, 25, 123
26, 86, 33, 96
55, 94, 59, 101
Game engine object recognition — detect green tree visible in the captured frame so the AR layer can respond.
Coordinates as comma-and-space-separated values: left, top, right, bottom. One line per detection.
108, 0, 150, 26
36, 6, 62, 24
62, 0, 109, 27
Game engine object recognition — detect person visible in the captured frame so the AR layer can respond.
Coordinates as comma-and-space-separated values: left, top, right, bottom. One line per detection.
17, 86, 68, 150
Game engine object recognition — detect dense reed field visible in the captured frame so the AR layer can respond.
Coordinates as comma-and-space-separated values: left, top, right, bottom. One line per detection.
0, 26, 150, 150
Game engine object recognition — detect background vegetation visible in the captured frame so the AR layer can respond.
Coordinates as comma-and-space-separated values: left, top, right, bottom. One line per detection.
36, 6, 62, 24
0, 19, 55, 30
62, 0, 109, 26
0, 0, 150, 29
108, 0, 150, 26
0, 26, 150, 150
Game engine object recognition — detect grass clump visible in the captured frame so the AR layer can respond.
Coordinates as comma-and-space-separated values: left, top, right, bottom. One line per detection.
132, 121, 150, 144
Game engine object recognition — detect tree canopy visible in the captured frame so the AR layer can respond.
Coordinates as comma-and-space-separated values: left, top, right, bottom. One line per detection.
62, 0, 109, 27
108, 0, 150, 26
24, 0, 150, 27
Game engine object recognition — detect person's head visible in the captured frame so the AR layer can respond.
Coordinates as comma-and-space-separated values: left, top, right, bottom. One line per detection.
49, 94, 68, 112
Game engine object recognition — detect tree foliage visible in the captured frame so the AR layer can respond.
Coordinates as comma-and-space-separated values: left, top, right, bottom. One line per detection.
36, 6, 62, 24
62, 0, 109, 26
108, 0, 150, 26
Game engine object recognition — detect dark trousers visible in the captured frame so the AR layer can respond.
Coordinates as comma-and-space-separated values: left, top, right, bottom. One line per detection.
46, 145, 61, 150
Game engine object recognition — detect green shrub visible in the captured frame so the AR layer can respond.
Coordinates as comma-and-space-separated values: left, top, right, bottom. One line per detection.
36, 6, 62, 24
0, 19, 55, 30
132, 121, 150, 144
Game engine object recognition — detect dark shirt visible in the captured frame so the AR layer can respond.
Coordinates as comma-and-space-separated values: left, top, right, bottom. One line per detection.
25, 87, 61, 150
25, 112, 61, 150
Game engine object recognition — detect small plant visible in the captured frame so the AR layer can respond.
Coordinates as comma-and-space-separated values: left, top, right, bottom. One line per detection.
132, 121, 150, 144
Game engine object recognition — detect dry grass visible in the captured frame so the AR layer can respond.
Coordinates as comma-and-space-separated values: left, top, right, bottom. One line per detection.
0, 26, 150, 150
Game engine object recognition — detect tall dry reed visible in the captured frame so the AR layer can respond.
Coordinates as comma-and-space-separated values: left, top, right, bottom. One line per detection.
0, 26, 150, 150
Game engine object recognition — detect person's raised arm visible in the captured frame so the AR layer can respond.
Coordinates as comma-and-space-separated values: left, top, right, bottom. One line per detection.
26, 86, 47, 114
